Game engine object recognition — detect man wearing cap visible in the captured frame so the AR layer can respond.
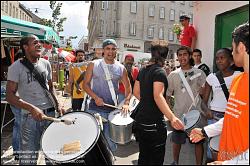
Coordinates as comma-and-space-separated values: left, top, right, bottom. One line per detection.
83, 39, 132, 152
118, 54, 139, 101
178, 14, 197, 51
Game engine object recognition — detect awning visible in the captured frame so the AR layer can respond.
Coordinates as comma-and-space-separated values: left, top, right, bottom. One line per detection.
1, 15, 60, 45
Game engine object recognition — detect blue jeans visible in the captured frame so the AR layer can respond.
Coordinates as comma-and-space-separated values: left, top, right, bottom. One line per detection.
86, 109, 117, 152
118, 93, 125, 103
10, 105, 21, 154
19, 109, 55, 165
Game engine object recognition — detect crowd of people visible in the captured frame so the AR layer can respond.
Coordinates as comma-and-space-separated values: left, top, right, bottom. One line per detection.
4, 15, 248, 165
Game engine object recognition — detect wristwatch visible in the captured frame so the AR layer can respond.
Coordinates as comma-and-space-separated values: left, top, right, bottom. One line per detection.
201, 127, 208, 138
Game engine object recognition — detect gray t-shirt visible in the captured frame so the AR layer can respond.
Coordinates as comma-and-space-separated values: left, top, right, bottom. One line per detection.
166, 67, 206, 119
7, 58, 53, 110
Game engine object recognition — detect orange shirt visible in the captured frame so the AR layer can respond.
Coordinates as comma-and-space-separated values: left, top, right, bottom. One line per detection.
218, 73, 249, 161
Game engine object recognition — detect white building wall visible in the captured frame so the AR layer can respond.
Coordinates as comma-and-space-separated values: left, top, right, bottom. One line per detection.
193, 1, 249, 71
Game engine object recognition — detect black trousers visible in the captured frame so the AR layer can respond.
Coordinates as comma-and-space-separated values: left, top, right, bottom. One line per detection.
72, 98, 84, 111
136, 123, 167, 165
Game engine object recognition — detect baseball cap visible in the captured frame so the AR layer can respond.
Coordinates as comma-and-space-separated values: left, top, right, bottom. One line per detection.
102, 39, 117, 48
179, 14, 190, 21
125, 54, 134, 60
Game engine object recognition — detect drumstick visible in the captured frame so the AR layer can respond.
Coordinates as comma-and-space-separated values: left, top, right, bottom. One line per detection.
42, 116, 75, 125
103, 103, 120, 109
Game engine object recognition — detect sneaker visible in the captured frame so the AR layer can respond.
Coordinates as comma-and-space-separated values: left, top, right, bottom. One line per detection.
171, 161, 178, 165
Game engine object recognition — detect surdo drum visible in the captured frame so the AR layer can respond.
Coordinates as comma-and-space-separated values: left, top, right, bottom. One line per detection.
41, 111, 114, 165
181, 109, 202, 135
108, 96, 139, 144
209, 135, 221, 161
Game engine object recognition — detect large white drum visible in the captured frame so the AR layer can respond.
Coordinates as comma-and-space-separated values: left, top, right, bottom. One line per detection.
41, 111, 114, 164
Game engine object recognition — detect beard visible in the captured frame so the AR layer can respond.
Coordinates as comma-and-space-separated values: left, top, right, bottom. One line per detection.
125, 63, 133, 73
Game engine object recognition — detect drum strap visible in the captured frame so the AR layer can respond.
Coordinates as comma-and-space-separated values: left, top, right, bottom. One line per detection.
215, 71, 229, 101
178, 68, 196, 107
20, 58, 59, 111
101, 59, 118, 106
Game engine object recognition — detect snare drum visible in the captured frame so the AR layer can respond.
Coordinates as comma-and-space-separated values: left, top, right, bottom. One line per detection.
209, 135, 221, 161
181, 109, 201, 135
41, 111, 114, 165
108, 109, 134, 144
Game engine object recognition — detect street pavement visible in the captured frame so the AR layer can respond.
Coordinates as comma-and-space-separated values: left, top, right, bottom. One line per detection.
1, 89, 208, 165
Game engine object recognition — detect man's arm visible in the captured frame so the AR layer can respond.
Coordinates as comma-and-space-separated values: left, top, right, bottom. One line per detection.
190, 26, 197, 51
154, 82, 184, 131
119, 68, 132, 114
133, 80, 140, 100
121, 68, 132, 105
191, 35, 197, 51
75, 72, 85, 94
6, 80, 45, 121
68, 65, 74, 96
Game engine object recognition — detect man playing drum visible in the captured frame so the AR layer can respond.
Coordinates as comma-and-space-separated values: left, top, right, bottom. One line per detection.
6, 35, 65, 165
166, 46, 206, 165
190, 22, 249, 165
83, 39, 132, 152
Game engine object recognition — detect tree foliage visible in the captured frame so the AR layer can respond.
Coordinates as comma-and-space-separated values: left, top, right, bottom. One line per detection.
40, 1, 67, 32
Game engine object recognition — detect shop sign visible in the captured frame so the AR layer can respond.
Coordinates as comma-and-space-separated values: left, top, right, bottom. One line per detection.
124, 43, 140, 49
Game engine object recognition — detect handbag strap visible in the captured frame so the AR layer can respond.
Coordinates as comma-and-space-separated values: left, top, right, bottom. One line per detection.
20, 58, 58, 110
178, 68, 196, 106
101, 59, 118, 106
215, 71, 229, 101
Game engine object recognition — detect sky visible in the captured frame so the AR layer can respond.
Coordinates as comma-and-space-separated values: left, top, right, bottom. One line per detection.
20, 1, 90, 49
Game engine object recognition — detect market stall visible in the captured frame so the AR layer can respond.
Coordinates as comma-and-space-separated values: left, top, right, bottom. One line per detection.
1, 15, 60, 133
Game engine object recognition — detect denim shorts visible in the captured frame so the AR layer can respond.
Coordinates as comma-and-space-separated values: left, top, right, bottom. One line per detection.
211, 110, 225, 120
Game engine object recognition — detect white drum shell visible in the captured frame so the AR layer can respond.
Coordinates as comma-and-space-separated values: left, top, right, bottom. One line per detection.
209, 135, 221, 152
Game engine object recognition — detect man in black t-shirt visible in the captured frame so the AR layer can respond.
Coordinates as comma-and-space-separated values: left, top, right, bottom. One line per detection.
192, 49, 210, 76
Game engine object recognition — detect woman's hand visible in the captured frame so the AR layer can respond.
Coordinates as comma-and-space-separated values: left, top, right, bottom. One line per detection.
170, 117, 184, 131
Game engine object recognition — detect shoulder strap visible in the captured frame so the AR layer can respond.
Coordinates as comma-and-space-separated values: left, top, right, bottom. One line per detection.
20, 58, 47, 90
20, 58, 58, 110
178, 68, 196, 106
101, 59, 118, 106
215, 71, 229, 101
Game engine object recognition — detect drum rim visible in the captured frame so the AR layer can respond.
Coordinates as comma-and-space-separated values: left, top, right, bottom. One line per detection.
208, 135, 220, 152
108, 109, 134, 125
183, 110, 201, 130
41, 111, 101, 163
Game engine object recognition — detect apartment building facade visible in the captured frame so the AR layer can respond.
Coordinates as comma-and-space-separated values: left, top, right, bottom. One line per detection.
1, 1, 32, 22
88, 1, 193, 63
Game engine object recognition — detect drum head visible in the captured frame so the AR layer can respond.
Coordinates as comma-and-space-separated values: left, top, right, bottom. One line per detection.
209, 135, 221, 152
41, 112, 100, 163
181, 110, 200, 130
118, 95, 139, 112
108, 109, 133, 126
